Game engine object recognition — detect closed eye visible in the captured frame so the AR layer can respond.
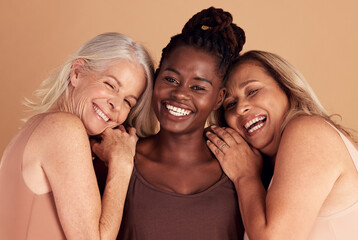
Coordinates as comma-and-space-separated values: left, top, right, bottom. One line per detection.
105, 82, 115, 89
124, 99, 132, 108
224, 100, 237, 110
248, 89, 258, 96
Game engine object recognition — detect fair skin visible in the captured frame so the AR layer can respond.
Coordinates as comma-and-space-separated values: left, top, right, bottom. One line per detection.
21, 59, 146, 239
206, 62, 358, 240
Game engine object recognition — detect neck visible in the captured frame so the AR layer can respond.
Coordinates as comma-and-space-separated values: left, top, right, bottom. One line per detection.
49, 88, 75, 114
149, 127, 213, 165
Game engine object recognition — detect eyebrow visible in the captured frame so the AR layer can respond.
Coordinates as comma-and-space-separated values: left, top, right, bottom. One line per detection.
238, 79, 259, 88
164, 68, 212, 85
108, 75, 138, 101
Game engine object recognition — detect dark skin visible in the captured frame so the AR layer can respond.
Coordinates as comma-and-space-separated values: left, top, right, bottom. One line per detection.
135, 45, 226, 194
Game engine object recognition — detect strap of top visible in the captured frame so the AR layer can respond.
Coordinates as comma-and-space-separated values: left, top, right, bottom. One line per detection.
326, 121, 358, 171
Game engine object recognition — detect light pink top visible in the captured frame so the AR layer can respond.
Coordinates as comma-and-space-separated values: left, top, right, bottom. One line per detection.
244, 123, 358, 240
0, 114, 66, 239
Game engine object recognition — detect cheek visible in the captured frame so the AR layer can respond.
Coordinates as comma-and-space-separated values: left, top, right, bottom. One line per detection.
118, 109, 131, 125
225, 111, 239, 130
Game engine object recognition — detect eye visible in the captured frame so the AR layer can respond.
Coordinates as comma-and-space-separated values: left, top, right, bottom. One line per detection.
124, 99, 132, 108
248, 89, 258, 96
165, 76, 179, 84
224, 100, 237, 110
191, 85, 206, 91
105, 82, 115, 89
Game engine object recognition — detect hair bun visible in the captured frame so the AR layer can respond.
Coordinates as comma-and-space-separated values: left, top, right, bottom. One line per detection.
182, 7, 245, 59
182, 7, 232, 35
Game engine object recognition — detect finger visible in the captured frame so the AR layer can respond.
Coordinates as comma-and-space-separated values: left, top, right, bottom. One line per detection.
206, 139, 225, 162
127, 127, 137, 136
101, 127, 112, 137
225, 128, 246, 144
118, 125, 126, 132
90, 141, 100, 155
211, 126, 236, 146
89, 138, 98, 147
127, 128, 138, 143
206, 132, 225, 148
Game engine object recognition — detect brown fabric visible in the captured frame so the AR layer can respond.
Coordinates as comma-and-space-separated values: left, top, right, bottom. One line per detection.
0, 115, 66, 240
118, 166, 244, 240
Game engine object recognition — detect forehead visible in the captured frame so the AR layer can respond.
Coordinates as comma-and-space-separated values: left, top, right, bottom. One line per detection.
228, 62, 268, 85
162, 45, 219, 73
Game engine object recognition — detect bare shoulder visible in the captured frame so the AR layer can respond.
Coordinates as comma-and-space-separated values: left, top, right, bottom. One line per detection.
34, 112, 87, 140
283, 115, 339, 142
30, 112, 89, 159
279, 115, 346, 170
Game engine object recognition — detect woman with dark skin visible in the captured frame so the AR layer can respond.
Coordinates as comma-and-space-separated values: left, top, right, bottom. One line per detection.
95, 7, 246, 240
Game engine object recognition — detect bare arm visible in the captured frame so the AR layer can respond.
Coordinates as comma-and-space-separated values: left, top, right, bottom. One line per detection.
36, 113, 135, 240
206, 116, 344, 240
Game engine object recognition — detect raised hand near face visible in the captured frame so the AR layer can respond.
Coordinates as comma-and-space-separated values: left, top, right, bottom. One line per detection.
91, 125, 138, 169
206, 126, 263, 183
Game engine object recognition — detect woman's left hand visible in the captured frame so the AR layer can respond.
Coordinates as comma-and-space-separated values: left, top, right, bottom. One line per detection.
206, 126, 262, 183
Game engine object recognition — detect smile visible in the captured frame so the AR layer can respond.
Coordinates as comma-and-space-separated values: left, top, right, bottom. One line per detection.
244, 116, 266, 133
165, 104, 191, 117
93, 104, 109, 122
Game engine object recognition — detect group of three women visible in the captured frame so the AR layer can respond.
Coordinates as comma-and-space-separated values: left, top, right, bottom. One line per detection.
1, 6, 358, 240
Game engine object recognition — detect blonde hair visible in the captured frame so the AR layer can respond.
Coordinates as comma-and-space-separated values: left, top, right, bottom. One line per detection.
223, 50, 355, 139
24, 32, 156, 137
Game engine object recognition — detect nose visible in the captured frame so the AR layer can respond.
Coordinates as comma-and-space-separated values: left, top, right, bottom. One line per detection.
235, 100, 250, 115
171, 85, 190, 101
108, 96, 122, 112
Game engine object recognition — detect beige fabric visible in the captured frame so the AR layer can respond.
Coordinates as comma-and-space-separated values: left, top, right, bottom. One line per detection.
0, 114, 66, 240
307, 125, 358, 240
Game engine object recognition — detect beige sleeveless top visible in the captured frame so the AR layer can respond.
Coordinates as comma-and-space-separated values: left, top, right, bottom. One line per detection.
244, 123, 358, 240
0, 114, 66, 239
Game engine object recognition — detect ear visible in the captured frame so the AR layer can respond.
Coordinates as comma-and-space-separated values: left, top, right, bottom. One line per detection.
213, 87, 226, 110
70, 59, 86, 87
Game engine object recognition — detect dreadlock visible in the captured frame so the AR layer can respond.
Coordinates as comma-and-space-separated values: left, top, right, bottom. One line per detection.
157, 7, 246, 84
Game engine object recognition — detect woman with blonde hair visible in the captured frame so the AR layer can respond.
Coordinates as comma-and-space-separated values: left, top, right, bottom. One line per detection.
0, 32, 155, 240
207, 50, 358, 240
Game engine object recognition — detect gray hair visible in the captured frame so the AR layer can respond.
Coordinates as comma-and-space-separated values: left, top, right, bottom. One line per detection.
24, 32, 156, 137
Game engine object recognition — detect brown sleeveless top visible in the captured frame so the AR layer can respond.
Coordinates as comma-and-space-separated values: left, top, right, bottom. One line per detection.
117, 166, 244, 240
0, 114, 66, 239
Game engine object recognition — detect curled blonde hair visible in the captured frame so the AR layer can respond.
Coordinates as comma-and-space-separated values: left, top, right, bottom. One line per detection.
220, 50, 355, 139
24, 32, 156, 137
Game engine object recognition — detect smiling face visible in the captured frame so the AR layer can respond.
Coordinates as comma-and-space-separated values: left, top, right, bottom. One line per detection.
223, 61, 289, 156
70, 59, 146, 136
153, 45, 225, 134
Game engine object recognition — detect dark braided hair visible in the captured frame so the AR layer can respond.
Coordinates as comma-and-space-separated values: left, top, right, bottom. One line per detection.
157, 7, 246, 84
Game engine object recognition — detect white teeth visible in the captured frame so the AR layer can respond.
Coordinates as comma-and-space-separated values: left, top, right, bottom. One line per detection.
248, 122, 264, 133
93, 105, 109, 122
244, 116, 266, 130
166, 104, 191, 117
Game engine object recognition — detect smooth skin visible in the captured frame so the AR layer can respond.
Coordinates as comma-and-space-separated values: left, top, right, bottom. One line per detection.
135, 45, 226, 195
206, 62, 358, 240
20, 59, 146, 239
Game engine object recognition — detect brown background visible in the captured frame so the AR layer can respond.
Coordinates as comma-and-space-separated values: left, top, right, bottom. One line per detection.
1, 0, 357, 155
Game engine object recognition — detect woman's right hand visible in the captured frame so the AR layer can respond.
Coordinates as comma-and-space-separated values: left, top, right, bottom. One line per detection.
206, 126, 262, 183
91, 125, 138, 169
